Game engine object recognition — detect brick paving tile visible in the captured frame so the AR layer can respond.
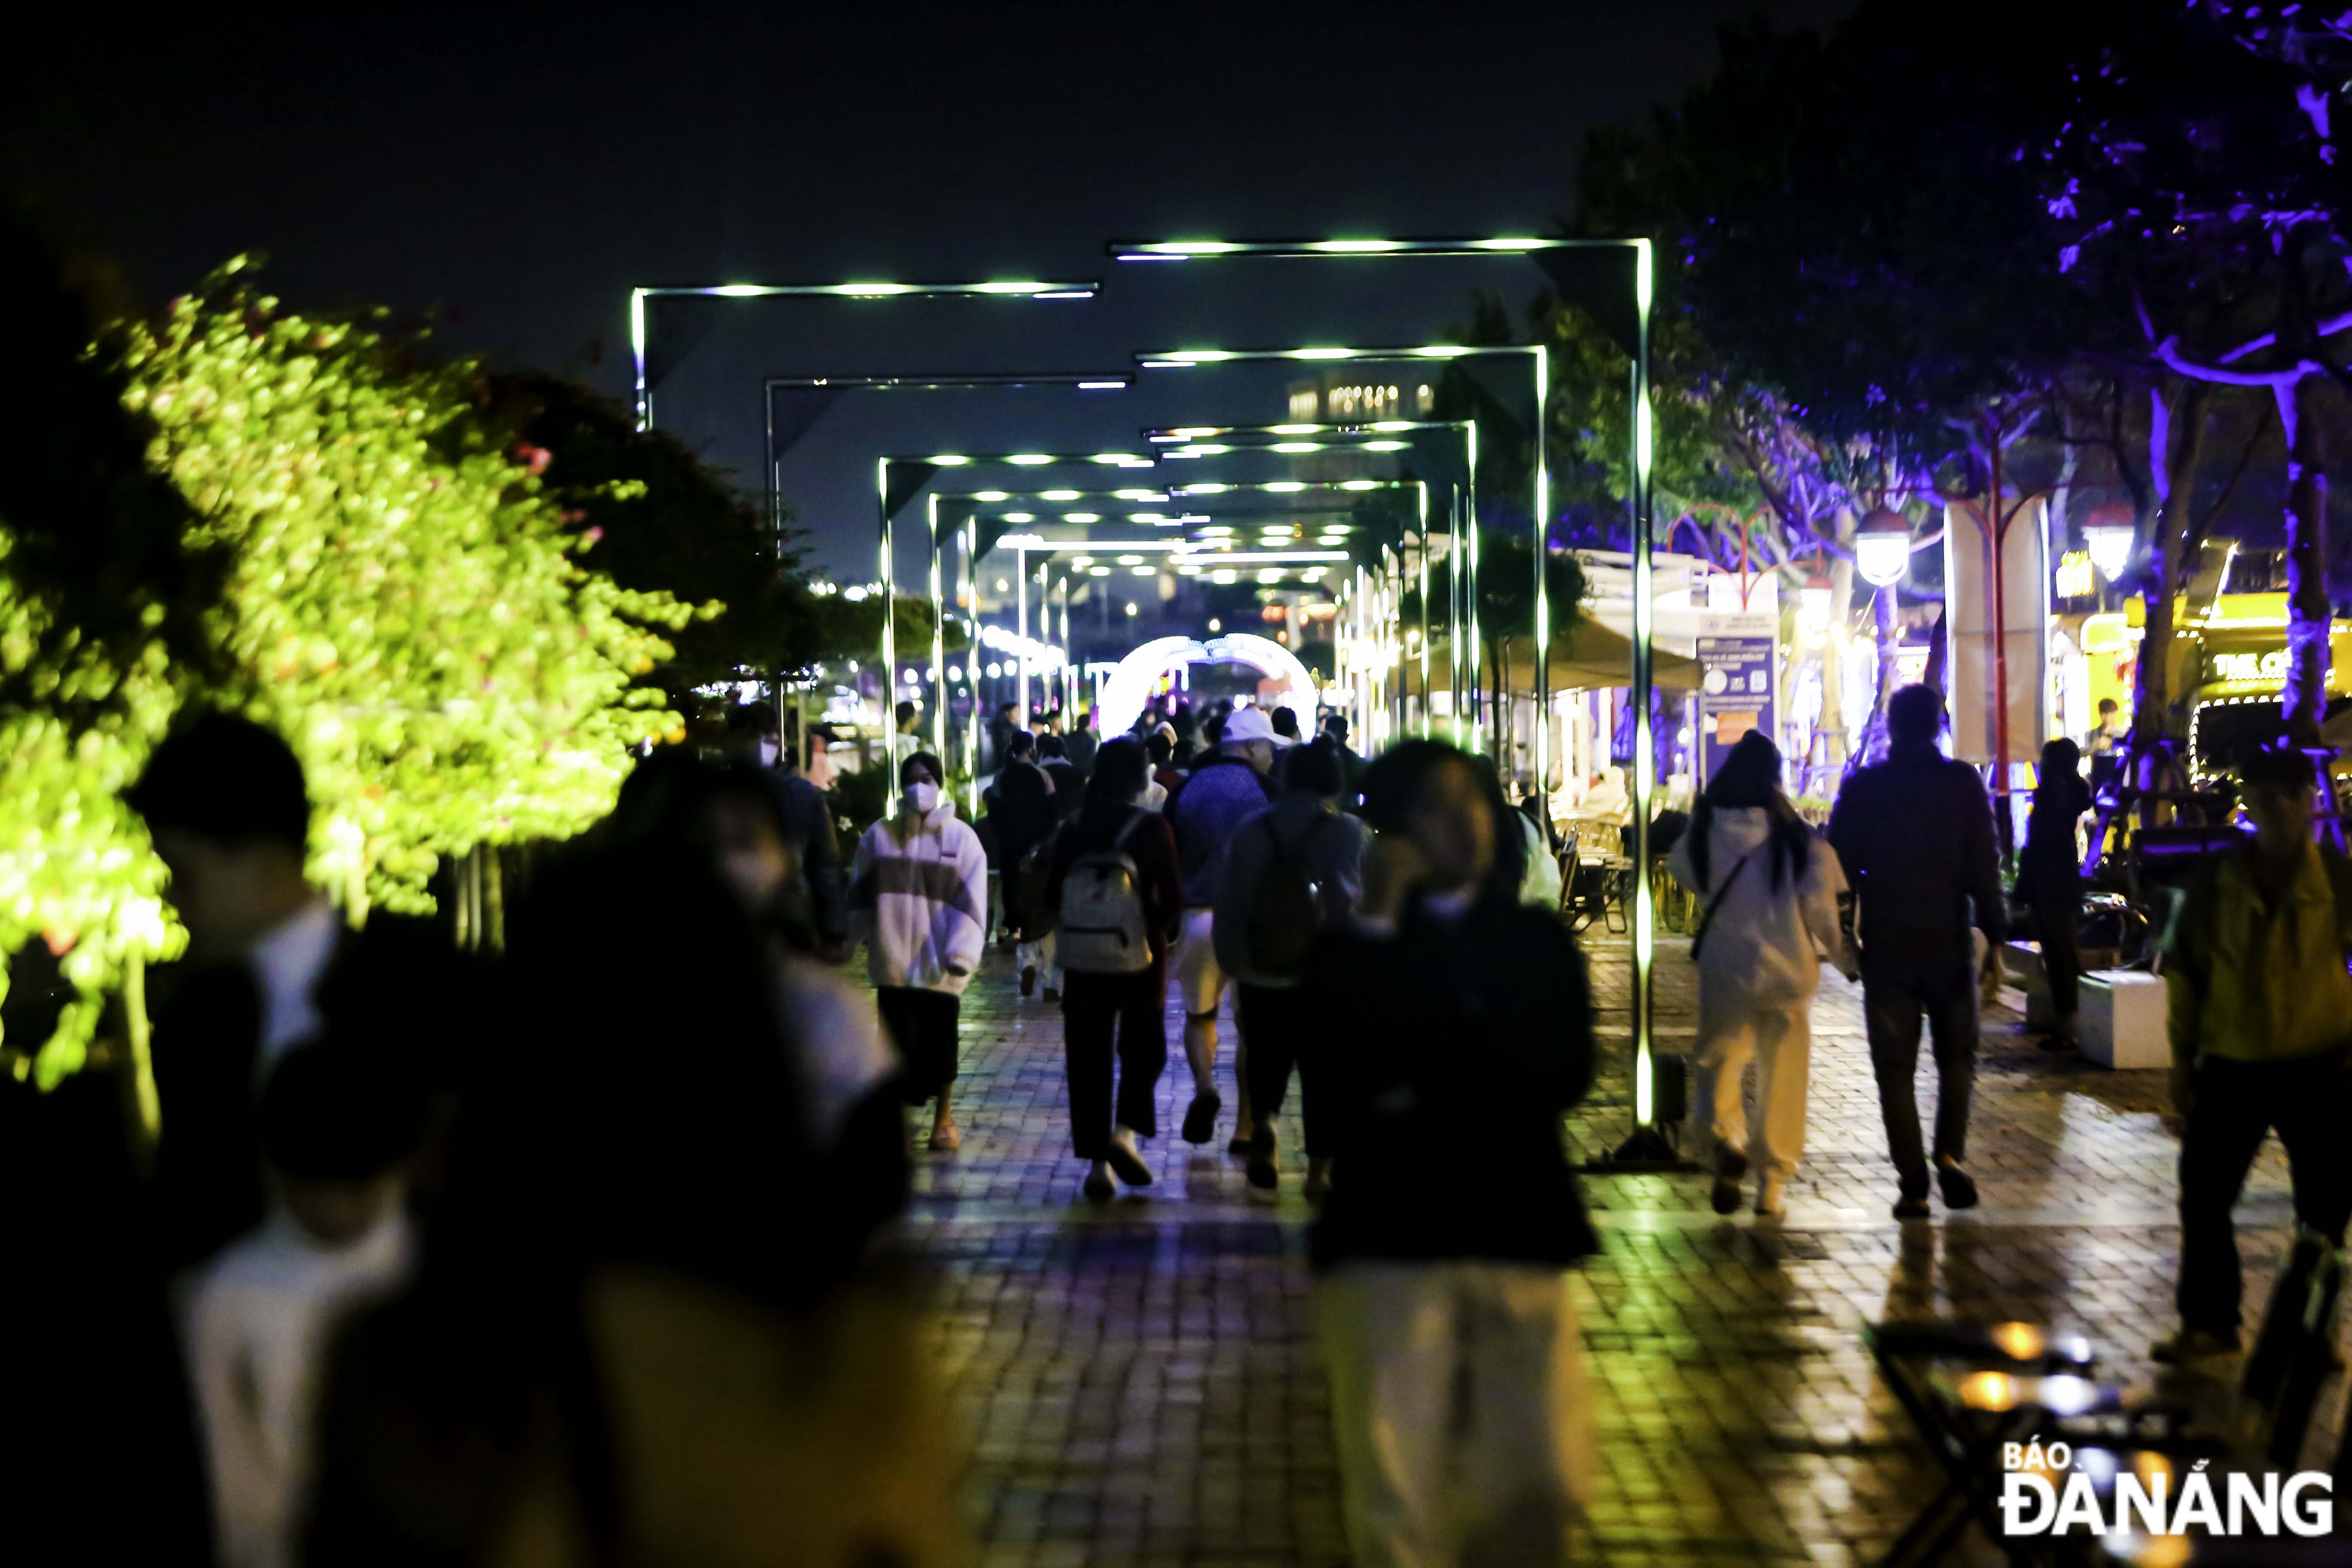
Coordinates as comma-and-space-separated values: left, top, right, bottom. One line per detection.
872, 928, 2340, 1565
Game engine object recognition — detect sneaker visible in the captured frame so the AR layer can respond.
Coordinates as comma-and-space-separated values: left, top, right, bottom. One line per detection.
1303, 1161, 1332, 1205
2151, 1327, 2241, 1364
1042, 985, 1061, 1004
1711, 1148, 1747, 1215
1106, 1128, 1154, 1188
1246, 1129, 1279, 1194
1020, 965, 1037, 998
1082, 1167, 1115, 1202
1180, 1092, 1221, 1145
1937, 1161, 1978, 1210
1754, 1175, 1787, 1219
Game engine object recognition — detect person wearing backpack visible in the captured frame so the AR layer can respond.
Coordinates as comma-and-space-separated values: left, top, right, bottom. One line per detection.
1668, 731, 1853, 1220
1212, 739, 1368, 1200
1044, 738, 1185, 1200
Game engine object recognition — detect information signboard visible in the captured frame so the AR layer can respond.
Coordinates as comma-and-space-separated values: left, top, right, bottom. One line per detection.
1696, 610, 1778, 784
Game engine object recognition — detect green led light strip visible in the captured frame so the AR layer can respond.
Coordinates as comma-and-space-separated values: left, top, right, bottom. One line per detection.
629, 279, 1099, 429
1115, 233, 1662, 1152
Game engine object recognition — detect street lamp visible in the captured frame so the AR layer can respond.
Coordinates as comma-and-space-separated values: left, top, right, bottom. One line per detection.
2084, 500, 2137, 582
1855, 508, 1912, 588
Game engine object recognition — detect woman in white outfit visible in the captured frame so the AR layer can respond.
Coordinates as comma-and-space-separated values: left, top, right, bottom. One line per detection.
1667, 731, 1853, 1218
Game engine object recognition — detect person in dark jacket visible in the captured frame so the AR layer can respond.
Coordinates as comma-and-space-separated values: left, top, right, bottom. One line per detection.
1163, 704, 1278, 1148
2017, 738, 2092, 1050
730, 702, 847, 956
1827, 684, 2005, 1219
1320, 713, 1367, 801
1038, 733, 1083, 823
1063, 708, 1100, 779
1044, 738, 1185, 1200
989, 730, 1058, 991
1211, 738, 1368, 1200
1302, 739, 1596, 1566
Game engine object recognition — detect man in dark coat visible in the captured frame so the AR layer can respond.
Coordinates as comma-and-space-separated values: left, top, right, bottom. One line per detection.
130, 714, 472, 1272
1827, 684, 2005, 1220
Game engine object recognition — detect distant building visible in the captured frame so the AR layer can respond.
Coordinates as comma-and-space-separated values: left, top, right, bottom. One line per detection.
1286, 375, 1437, 424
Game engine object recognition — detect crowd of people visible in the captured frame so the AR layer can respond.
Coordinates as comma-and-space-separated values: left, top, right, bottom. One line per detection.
16, 672, 2344, 1567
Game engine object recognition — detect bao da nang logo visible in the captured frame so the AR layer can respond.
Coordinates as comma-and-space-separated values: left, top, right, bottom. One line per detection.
1997, 1441, 2333, 1538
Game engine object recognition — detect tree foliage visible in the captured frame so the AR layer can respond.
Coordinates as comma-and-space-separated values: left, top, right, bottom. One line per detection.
490, 373, 818, 698
0, 208, 222, 1084
116, 263, 707, 917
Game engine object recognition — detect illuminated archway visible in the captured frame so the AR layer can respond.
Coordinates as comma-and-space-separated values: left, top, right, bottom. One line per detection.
1097, 632, 1318, 737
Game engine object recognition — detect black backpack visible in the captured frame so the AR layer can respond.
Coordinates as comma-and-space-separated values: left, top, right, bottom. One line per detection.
1245, 813, 1335, 980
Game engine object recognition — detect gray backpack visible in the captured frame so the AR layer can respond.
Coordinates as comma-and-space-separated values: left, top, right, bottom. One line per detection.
1057, 814, 1153, 974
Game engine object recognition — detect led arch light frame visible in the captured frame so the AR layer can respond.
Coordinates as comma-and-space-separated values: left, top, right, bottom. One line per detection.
936, 471, 1420, 757
1094, 633, 1322, 737
877, 451, 1163, 777
764, 372, 1132, 534
1133, 344, 1527, 767
1112, 234, 1663, 1158
1140, 421, 1468, 738
628, 279, 1100, 430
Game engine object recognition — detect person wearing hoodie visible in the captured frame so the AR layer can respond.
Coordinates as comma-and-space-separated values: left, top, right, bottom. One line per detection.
850, 752, 989, 1152
1668, 732, 1853, 1219
1212, 738, 1368, 1200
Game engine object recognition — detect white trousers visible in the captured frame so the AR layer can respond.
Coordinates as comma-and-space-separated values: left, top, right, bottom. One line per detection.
1017, 930, 1056, 981
1317, 1261, 1593, 1568
1690, 993, 1810, 1179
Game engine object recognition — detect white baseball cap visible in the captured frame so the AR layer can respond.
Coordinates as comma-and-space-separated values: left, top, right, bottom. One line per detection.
1221, 705, 1276, 745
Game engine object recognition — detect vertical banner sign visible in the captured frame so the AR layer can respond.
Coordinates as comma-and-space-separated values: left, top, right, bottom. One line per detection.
1696, 609, 1778, 784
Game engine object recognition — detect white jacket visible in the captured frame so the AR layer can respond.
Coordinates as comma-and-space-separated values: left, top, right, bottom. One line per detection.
849, 801, 989, 995
1668, 806, 1849, 1006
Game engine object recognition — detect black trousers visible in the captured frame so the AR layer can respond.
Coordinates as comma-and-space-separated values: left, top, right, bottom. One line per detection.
1237, 981, 1324, 1157
2178, 1050, 2352, 1336
1861, 952, 1978, 1188
1062, 969, 1167, 1158
877, 986, 961, 1106
2029, 895, 2083, 1021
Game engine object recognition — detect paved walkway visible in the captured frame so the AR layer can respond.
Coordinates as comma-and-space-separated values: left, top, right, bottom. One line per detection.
890, 933, 2335, 1566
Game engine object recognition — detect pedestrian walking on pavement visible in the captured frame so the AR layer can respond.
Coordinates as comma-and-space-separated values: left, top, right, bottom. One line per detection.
1045, 738, 1185, 1201
1303, 739, 1596, 1568
1211, 738, 1367, 1200
1164, 703, 1279, 1149
2017, 737, 2092, 1051
2154, 742, 2352, 1363
1827, 684, 2004, 1220
990, 729, 1059, 993
1063, 707, 1099, 779
1668, 731, 1853, 1219
850, 752, 989, 1153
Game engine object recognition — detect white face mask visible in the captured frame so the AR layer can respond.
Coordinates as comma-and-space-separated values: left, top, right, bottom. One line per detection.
757, 739, 780, 769
902, 781, 940, 816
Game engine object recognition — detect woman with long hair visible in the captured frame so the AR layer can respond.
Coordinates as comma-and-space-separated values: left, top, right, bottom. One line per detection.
1043, 737, 1185, 1200
1302, 739, 1595, 1565
2018, 737, 2092, 1050
1668, 730, 1852, 1219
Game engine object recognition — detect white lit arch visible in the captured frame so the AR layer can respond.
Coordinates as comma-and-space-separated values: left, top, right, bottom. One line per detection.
1096, 632, 1318, 736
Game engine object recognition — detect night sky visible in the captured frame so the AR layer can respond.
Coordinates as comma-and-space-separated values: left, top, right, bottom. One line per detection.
10, 3, 1853, 576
